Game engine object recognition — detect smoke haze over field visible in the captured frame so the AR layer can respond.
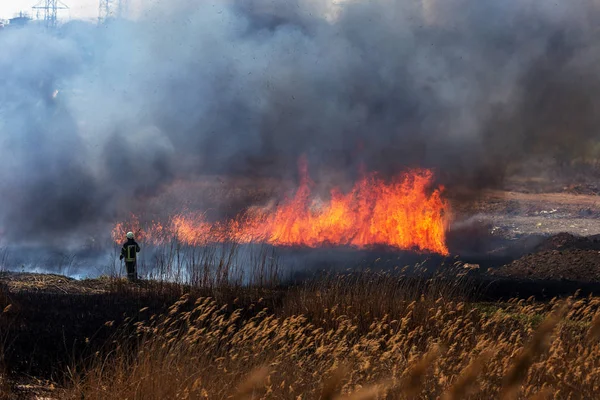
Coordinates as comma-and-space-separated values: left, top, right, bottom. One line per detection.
1, 0, 600, 244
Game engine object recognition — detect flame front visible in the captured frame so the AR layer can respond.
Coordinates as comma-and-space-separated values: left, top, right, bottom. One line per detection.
112, 164, 450, 255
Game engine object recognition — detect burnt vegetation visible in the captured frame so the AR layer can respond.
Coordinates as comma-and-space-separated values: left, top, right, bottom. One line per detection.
2, 268, 600, 399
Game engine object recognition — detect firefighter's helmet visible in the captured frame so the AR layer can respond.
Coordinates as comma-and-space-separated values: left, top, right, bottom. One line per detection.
126, 232, 134, 239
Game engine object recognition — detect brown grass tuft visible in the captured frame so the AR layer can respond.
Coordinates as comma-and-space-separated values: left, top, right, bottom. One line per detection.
30, 271, 600, 399
527, 388, 554, 400
321, 364, 350, 400
233, 366, 271, 400
442, 349, 494, 400
335, 380, 392, 400
401, 344, 443, 398
500, 301, 570, 400
586, 311, 600, 342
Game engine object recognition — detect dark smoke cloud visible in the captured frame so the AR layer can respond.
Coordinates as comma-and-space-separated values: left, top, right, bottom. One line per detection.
1, 0, 600, 243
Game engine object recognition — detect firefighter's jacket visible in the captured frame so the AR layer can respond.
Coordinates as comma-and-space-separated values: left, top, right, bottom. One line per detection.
121, 239, 141, 262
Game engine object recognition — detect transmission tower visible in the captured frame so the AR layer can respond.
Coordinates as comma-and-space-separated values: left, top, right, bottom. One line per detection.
32, 0, 69, 29
98, 0, 128, 23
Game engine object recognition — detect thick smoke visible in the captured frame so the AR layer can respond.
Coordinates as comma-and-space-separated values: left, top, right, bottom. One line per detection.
1, 0, 600, 244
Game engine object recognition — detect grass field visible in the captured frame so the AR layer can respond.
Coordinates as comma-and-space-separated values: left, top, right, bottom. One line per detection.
1, 268, 600, 399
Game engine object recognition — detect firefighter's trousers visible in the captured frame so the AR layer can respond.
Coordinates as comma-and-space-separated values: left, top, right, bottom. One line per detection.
125, 261, 137, 282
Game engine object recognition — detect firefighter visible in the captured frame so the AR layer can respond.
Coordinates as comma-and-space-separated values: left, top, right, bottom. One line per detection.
120, 232, 141, 282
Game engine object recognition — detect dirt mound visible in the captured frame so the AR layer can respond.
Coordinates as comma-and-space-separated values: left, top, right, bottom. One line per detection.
494, 249, 600, 282
534, 232, 600, 252
562, 183, 600, 196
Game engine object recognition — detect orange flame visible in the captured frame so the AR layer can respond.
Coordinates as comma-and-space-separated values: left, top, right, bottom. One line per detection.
112, 162, 450, 254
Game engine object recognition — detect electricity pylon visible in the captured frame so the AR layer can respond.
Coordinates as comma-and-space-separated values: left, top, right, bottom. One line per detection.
32, 0, 69, 29
98, 0, 128, 23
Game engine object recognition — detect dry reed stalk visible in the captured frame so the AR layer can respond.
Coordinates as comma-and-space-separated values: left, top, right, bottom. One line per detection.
335, 380, 392, 400
321, 364, 350, 400
526, 388, 553, 400
500, 301, 569, 400
0, 372, 11, 400
586, 311, 600, 342
401, 344, 442, 398
442, 349, 494, 400
232, 366, 271, 400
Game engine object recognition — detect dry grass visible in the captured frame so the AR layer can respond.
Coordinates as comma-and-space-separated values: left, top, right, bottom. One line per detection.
61, 272, 600, 400
0, 366, 9, 399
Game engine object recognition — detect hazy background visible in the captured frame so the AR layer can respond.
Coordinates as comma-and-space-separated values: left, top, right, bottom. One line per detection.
2, 0, 600, 251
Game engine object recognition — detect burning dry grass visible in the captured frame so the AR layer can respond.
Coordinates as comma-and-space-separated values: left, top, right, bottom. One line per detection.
64, 276, 600, 399
112, 163, 449, 255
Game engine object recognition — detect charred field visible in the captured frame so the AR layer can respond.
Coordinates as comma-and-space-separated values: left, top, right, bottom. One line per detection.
2, 172, 600, 398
